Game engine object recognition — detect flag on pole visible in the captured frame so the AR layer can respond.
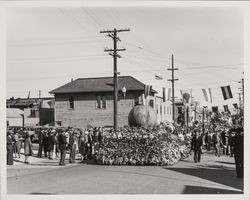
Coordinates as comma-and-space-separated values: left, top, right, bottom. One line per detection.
223, 105, 230, 113
162, 87, 166, 102
202, 88, 212, 103
221, 85, 233, 100
212, 106, 218, 113
232, 103, 238, 109
155, 74, 163, 80
144, 85, 152, 97
167, 88, 171, 100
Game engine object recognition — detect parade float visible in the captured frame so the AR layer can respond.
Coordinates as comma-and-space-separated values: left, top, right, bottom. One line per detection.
96, 105, 190, 166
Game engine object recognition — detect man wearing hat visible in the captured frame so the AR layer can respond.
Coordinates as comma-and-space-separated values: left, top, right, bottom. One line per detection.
212, 127, 223, 157
7, 131, 14, 165
58, 129, 68, 166
232, 126, 244, 178
37, 128, 45, 158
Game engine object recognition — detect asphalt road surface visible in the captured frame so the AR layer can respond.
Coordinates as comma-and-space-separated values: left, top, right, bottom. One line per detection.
7, 150, 243, 194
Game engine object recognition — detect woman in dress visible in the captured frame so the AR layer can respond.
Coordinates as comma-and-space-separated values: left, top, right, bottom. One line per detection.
79, 131, 87, 163
48, 130, 56, 159
13, 131, 22, 158
23, 130, 32, 164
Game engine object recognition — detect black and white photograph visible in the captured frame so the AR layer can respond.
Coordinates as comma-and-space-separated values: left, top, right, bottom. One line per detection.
2, 1, 249, 199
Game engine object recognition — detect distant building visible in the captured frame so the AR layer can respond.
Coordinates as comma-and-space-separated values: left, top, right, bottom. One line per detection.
6, 97, 55, 126
50, 76, 173, 129
6, 108, 24, 127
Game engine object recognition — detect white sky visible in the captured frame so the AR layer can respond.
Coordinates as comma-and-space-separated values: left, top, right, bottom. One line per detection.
6, 7, 244, 109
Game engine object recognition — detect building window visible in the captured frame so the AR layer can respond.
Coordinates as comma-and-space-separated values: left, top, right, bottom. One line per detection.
69, 96, 74, 109
149, 99, 154, 108
30, 109, 39, 118
160, 105, 162, 114
96, 96, 106, 109
156, 104, 158, 114
134, 97, 139, 105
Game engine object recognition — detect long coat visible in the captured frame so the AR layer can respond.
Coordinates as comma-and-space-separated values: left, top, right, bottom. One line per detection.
58, 133, 67, 150
7, 135, 14, 165
48, 134, 56, 151
24, 134, 32, 156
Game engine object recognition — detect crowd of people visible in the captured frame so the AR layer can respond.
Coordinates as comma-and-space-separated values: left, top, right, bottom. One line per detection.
6, 124, 189, 166
6, 112, 243, 177
6, 126, 103, 165
187, 112, 244, 178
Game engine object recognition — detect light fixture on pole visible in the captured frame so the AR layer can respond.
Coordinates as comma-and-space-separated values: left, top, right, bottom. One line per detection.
122, 86, 127, 98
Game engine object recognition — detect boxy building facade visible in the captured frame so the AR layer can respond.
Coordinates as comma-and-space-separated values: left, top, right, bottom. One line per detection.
50, 76, 173, 129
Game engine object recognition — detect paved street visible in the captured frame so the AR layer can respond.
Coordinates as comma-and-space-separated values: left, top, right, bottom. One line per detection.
7, 149, 243, 194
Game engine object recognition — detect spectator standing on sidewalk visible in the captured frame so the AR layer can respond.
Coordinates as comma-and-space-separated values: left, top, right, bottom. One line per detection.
58, 129, 67, 166
43, 129, 49, 158
7, 131, 14, 165
232, 126, 244, 178
55, 130, 60, 158
204, 129, 212, 151
191, 129, 204, 163
24, 130, 33, 164
13, 131, 22, 158
37, 128, 44, 158
48, 129, 56, 160
212, 128, 223, 157
79, 131, 87, 163
69, 131, 78, 163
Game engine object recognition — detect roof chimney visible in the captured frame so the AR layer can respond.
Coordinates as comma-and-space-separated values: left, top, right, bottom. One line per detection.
71, 78, 73, 82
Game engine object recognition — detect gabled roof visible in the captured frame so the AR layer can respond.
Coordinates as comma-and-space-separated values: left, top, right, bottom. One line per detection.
50, 76, 157, 94
6, 97, 54, 108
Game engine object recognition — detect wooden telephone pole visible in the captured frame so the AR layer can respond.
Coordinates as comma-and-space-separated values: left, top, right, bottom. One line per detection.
100, 28, 130, 132
167, 54, 179, 125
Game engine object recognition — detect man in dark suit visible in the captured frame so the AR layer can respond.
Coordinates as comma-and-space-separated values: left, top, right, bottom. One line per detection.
37, 128, 44, 158
191, 129, 204, 163
232, 127, 243, 178
58, 129, 68, 166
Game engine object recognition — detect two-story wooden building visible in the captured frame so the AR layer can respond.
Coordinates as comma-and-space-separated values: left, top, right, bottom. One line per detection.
50, 76, 173, 129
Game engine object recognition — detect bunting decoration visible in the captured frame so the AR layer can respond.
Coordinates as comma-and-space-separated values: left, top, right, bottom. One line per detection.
212, 106, 218, 113
223, 105, 230, 113
202, 88, 212, 103
162, 87, 166, 102
232, 103, 238, 109
167, 88, 171, 101
221, 85, 233, 100
144, 85, 152, 97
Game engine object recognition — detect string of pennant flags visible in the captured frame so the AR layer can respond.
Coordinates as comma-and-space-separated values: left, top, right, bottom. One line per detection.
144, 81, 240, 113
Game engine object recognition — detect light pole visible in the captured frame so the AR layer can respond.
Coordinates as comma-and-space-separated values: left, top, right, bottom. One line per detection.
122, 86, 127, 99
202, 106, 207, 134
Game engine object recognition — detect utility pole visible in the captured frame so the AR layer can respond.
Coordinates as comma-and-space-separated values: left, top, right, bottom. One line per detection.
100, 28, 130, 132
241, 78, 244, 107
167, 54, 179, 125
202, 106, 207, 134
39, 90, 41, 99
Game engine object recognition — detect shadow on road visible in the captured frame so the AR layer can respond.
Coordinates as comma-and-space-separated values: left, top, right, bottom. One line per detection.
215, 161, 235, 165
182, 185, 243, 194
30, 192, 55, 195
164, 164, 243, 192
